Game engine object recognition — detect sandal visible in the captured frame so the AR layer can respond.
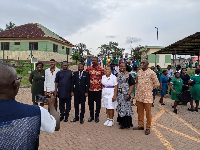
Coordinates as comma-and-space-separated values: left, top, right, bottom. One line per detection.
145, 129, 150, 135
188, 108, 194, 112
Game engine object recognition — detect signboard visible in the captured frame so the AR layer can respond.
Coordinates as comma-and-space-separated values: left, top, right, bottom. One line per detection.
31, 58, 38, 63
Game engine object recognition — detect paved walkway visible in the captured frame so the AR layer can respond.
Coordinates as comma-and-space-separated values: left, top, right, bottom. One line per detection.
16, 88, 200, 150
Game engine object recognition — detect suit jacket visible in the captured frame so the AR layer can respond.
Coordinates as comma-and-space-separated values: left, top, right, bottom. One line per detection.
72, 71, 90, 95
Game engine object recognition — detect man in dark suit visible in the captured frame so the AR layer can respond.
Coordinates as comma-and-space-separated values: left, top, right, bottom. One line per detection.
71, 63, 90, 124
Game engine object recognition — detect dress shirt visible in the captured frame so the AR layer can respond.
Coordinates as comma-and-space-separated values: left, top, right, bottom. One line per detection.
135, 68, 159, 103
167, 69, 174, 78
44, 67, 60, 92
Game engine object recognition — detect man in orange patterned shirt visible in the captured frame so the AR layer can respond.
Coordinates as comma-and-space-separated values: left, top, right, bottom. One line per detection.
134, 59, 159, 135
86, 57, 105, 123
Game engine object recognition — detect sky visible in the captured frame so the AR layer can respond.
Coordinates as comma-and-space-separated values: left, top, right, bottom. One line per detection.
0, 0, 200, 56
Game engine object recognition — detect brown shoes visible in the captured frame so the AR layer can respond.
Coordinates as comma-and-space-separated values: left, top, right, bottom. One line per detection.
133, 126, 144, 130
145, 129, 150, 135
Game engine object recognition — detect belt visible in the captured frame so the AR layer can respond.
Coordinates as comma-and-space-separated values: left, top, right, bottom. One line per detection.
103, 86, 114, 88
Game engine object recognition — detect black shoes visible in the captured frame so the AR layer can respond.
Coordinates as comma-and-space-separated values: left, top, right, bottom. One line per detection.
60, 117, 64, 121
71, 117, 79, 122
88, 117, 94, 122
64, 118, 68, 122
133, 126, 144, 130
95, 117, 99, 123
80, 118, 84, 124
173, 109, 177, 114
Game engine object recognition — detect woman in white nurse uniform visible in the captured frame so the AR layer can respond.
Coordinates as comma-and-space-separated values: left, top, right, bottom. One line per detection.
101, 65, 118, 127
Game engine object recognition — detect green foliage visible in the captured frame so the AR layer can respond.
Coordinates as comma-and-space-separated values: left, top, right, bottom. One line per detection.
98, 41, 124, 57
71, 52, 82, 64
130, 46, 144, 60
72, 43, 88, 56
6, 22, 16, 30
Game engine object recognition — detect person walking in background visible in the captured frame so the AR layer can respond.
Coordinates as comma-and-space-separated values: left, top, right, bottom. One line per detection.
86, 57, 105, 123
180, 68, 190, 92
71, 63, 90, 124
98, 55, 102, 66
87, 56, 92, 67
195, 61, 198, 68
155, 65, 162, 81
189, 60, 193, 68
44, 59, 60, 111
134, 59, 159, 135
29, 62, 45, 106
169, 72, 183, 114
55, 61, 73, 122
188, 68, 200, 112
80, 56, 86, 66
159, 70, 169, 105
116, 62, 135, 129
103, 55, 107, 68
185, 60, 189, 68
136, 59, 140, 67
106, 56, 111, 64
167, 65, 174, 95
101, 66, 118, 127
176, 65, 181, 73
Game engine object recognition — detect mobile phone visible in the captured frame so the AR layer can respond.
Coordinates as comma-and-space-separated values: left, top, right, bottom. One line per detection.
35, 94, 50, 103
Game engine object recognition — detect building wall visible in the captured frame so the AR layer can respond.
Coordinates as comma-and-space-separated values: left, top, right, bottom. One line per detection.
0, 40, 72, 62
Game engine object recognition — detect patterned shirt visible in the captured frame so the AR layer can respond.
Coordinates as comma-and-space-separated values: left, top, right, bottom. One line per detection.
86, 65, 105, 91
135, 68, 159, 103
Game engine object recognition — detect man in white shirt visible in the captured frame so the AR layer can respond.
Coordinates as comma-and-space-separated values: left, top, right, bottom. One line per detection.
44, 59, 60, 111
0, 62, 60, 150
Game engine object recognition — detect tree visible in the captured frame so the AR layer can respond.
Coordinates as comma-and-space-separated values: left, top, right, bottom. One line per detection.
98, 41, 124, 57
6, 22, 16, 30
72, 43, 88, 56
0, 21, 16, 32
130, 46, 144, 60
71, 52, 82, 65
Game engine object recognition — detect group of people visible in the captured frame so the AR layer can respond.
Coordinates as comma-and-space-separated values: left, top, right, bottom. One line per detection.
27, 57, 160, 135
151, 64, 200, 114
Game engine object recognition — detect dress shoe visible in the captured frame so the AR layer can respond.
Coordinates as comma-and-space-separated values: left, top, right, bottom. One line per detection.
133, 126, 144, 130
88, 117, 94, 122
145, 129, 150, 135
173, 109, 177, 114
60, 117, 64, 121
80, 119, 84, 124
95, 117, 99, 123
71, 117, 79, 122
64, 118, 68, 122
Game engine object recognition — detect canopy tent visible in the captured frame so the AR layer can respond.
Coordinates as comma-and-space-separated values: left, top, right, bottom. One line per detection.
153, 32, 200, 66
192, 56, 198, 61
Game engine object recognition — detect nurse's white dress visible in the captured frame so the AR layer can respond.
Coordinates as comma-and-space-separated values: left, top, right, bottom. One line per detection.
101, 74, 118, 109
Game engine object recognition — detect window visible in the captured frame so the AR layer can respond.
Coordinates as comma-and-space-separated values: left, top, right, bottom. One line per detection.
53, 44, 58, 52
14, 42, 20, 45
1, 42, 9, 50
66, 48, 70, 55
29, 42, 38, 50
62, 46, 64, 49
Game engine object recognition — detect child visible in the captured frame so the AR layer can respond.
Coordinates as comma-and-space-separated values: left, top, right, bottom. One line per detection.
169, 72, 183, 114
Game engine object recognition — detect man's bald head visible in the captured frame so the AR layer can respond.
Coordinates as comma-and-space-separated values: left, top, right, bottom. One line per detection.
140, 59, 149, 70
0, 62, 16, 85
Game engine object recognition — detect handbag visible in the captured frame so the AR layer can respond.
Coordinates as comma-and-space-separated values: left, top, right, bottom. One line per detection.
176, 90, 192, 105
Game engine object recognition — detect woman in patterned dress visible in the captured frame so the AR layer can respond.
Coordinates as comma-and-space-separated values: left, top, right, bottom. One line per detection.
116, 62, 135, 129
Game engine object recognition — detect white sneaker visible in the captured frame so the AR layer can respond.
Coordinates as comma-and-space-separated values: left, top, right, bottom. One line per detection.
107, 121, 113, 127
104, 120, 109, 125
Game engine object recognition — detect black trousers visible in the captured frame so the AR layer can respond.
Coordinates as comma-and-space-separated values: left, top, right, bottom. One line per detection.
59, 98, 71, 118
74, 92, 86, 119
88, 91, 101, 118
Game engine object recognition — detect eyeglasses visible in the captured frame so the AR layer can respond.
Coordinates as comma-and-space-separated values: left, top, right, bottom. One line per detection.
11, 77, 22, 84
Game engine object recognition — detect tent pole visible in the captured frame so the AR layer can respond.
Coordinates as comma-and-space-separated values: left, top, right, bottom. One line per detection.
198, 49, 200, 68
175, 50, 177, 67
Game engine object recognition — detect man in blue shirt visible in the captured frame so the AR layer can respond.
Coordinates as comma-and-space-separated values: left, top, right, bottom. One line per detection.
87, 56, 92, 67
0, 62, 60, 150
55, 61, 73, 122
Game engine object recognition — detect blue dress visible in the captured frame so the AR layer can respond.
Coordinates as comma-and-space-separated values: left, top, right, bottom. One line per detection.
160, 75, 169, 95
